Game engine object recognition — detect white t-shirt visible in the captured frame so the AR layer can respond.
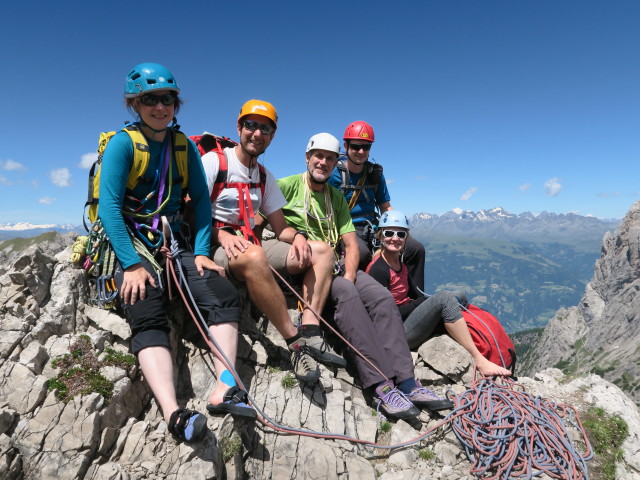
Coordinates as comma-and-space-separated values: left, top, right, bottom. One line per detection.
201, 147, 286, 227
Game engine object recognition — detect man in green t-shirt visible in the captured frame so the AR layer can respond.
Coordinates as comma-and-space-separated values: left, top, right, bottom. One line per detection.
273, 133, 453, 420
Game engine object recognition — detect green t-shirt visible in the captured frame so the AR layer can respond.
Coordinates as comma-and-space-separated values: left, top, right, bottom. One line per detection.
277, 174, 355, 242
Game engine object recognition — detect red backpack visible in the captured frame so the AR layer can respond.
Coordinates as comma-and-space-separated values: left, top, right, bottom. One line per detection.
190, 133, 266, 244
462, 304, 516, 372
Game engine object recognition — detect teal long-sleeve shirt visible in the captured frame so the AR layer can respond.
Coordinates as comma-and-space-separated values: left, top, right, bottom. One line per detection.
98, 126, 212, 269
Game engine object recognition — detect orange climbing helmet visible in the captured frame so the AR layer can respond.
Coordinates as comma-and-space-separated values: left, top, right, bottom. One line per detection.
238, 99, 278, 127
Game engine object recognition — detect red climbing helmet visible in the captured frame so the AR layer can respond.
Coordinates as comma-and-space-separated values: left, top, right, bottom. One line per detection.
343, 121, 375, 143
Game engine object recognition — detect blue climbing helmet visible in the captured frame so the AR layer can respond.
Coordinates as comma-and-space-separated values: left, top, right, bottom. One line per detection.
124, 63, 180, 98
379, 210, 410, 230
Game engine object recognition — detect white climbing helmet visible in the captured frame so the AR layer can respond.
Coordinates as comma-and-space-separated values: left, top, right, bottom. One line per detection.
379, 210, 410, 230
306, 133, 340, 155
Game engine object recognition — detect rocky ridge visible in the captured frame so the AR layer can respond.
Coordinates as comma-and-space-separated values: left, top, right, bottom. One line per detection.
521, 200, 640, 405
0, 235, 639, 479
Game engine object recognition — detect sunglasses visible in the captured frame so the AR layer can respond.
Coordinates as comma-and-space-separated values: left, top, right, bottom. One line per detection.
140, 93, 177, 106
242, 119, 275, 135
349, 143, 371, 152
382, 229, 407, 239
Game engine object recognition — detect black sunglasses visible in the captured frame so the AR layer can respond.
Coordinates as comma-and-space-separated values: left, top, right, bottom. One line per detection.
140, 93, 177, 106
349, 143, 371, 152
382, 229, 407, 239
242, 119, 275, 135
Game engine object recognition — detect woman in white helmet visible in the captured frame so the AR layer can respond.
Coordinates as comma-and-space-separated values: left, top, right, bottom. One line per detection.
366, 211, 512, 376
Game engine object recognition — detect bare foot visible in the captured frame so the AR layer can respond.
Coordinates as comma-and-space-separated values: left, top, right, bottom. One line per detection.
476, 357, 512, 376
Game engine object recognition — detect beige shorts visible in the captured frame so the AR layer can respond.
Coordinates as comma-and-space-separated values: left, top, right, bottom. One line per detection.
212, 238, 292, 280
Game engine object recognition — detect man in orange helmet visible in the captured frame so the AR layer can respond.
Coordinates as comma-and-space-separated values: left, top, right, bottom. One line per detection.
199, 100, 345, 385
328, 121, 426, 291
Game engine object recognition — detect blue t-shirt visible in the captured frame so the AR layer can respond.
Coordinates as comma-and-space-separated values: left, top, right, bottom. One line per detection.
328, 160, 391, 226
99, 125, 212, 269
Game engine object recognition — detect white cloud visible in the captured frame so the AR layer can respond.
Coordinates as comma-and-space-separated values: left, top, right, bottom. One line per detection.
31, 180, 39, 189
79, 152, 98, 169
0, 175, 12, 186
50, 168, 71, 187
519, 182, 531, 192
544, 177, 562, 197
597, 192, 621, 198
460, 187, 478, 201
386, 178, 395, 184
0, 159, 26, 171
39, 197, 56, 205
414, 175, 427, 181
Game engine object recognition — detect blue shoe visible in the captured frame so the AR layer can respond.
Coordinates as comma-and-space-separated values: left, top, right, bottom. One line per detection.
168, 408, 208, 443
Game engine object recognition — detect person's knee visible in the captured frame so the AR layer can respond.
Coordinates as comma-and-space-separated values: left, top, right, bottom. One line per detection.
309, 241, 334, 269
230, 245, 269, 275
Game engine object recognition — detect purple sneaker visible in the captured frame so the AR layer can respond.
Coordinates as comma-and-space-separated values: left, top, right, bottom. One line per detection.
406, 383, 453, 411
375, 381, 420, 420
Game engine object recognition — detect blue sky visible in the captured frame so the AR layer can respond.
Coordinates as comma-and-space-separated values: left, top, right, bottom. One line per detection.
1, 0, 638, 226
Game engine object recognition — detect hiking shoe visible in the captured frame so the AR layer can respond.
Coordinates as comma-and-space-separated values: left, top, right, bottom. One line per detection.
168, 408, 208, 443
288, 338, 321, 384
406, 384, 454, 411
303, 333, 347, 369
207, 387, 257, 421
375, 380, 420, 420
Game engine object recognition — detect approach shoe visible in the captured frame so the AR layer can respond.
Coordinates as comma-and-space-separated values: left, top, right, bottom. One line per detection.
406, 383, 454, 411
168, 408, 208, 443
375, 380, 420, 420
207, 386, 257, 421
303, 333, 347, 369
288, 338, 321, 384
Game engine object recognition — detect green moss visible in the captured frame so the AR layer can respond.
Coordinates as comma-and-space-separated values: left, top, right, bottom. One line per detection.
102, 348, 136, 369
48, 336, 125, 405
219, 435, 242, 462
379, 421, 391, 433
281, 373, 297, 390
583, 407, 629, 480
418, 448, 435, 461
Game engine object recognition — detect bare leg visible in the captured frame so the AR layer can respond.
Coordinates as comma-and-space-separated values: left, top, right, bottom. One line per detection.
287, 240, 334, 326
138, 346, 179, 422
207, 322, 240, 405
445, 318, 512, 376
228, 245, 298, 339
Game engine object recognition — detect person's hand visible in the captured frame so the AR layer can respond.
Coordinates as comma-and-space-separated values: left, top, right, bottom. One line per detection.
121, 264, 155, 305
289, 234, 312, 269
343, 271, 356, 284
218, 230, 250, 259
194, 255, 225, 277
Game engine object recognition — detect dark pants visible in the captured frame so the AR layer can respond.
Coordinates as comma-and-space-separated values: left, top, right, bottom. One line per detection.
355, 226, 426, 292
114, 236, 241, 355
403, 291, 463, 350
326, 271, 415, 389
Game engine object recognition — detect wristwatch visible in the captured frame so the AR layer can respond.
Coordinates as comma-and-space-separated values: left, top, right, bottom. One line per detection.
294, 230, 308, 240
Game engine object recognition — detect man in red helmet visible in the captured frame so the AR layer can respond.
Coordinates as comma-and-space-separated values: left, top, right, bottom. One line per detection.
328, 121, 426, 291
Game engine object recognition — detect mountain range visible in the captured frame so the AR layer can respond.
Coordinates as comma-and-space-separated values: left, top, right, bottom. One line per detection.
0, 223, 82, 241
409, 208, 620, 332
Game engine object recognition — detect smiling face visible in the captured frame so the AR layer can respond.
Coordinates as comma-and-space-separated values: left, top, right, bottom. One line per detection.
380, 228, 408, 253
345, 140, 372, 166
135, 89, 176, 132
237, 113, 275, 157
306, 149, 339, 185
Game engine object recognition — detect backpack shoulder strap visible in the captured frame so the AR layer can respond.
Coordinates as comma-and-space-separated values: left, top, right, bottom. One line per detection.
336, 158, 351, 192
174, 131, 189, 189
257, 163, 267, 196
211, 149, 229, 202
121, 125, 150, 191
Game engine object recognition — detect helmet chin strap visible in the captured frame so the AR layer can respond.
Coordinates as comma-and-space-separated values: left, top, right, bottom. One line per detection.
240, 144, 259, 168
139, 117, 177, 141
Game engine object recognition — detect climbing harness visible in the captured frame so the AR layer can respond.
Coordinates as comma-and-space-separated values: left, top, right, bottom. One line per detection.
191, 132, 267, 245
